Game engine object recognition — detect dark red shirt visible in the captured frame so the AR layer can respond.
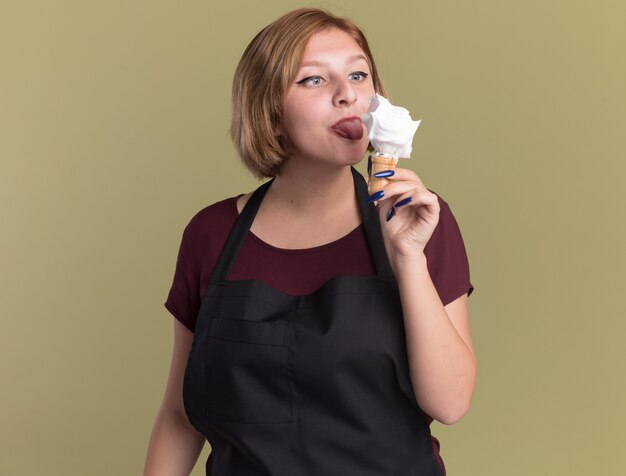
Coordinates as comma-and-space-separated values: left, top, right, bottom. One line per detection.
165, 193, 473, 331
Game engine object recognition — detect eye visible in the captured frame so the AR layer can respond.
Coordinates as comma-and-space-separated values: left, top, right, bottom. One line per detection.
296, 75, 324, 88
349, 71, 369, 81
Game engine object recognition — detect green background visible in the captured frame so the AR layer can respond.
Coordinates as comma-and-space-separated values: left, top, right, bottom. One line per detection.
1, 1, 624, 474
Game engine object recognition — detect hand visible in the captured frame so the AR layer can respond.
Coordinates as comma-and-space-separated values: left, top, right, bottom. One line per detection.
369, 167, 440, 262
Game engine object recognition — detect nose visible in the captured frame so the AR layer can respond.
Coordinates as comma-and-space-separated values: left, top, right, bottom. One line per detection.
333, 78, 357, 107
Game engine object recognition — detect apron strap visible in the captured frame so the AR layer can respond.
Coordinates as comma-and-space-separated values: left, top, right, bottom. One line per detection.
352, 167, 395, 281
210, 167, 394, 282
210, 178, 274, 282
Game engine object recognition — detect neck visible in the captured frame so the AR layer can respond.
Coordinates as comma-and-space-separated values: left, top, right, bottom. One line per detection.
268, 161, 358, 216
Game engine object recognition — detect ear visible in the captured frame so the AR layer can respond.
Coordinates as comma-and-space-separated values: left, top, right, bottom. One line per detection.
274, 122, 283, 137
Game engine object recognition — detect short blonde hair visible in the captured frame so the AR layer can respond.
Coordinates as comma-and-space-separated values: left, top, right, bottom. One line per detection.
230, 8, 386, 179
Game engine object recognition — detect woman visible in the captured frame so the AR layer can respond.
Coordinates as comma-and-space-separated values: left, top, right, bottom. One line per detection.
144, 8, 476, 476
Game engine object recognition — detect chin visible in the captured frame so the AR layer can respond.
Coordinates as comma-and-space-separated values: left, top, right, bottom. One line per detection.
340, 153, 367, 168
342, 139, 369, 158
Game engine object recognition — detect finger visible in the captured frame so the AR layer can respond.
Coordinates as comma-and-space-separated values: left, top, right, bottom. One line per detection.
380, 189, 440, 223
374, 181, 425, 202
375, 166, 425, 187
378, 191, 412, 223
368, 168, 426, 201
408, 190, 439, 210
392, 192, 414, 209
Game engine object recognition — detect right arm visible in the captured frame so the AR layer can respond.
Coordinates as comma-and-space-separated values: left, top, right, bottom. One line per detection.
143, 319, 206, 476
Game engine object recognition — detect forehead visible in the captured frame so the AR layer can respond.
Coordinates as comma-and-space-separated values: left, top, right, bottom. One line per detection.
300, 28, 367, 62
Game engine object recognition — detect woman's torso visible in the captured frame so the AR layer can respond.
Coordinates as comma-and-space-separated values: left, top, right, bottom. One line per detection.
181, 170, 446, 475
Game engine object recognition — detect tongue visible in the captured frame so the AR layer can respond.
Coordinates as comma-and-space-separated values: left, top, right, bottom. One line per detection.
333, 120, 364, 140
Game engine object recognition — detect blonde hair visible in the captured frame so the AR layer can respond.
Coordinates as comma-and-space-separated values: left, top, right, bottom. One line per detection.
230, 8, 386, 178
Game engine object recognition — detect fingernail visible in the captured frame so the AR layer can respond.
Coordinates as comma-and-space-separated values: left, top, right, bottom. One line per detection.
366, 190, 384, 203
374, 170, 395, 178
367, 155, 372, 175
386, 207, 395, 221
395, 197, 412, 208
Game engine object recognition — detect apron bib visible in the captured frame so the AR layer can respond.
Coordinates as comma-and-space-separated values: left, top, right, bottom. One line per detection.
183, 167, 443, 476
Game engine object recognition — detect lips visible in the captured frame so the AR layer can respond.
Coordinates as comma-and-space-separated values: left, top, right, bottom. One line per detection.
331, 116, 364, 141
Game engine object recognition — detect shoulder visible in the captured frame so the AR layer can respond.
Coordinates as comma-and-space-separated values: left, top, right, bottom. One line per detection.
179, 196, 241, 251
423, 189, 473, 304
186, 195, 237, 225
423, 188, 468, 266
429, 190, 456, 228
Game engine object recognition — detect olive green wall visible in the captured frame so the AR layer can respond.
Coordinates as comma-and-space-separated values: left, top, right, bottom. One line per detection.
1, 1, 624, 474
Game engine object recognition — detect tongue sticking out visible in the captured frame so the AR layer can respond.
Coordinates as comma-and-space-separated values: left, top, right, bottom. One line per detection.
332, 120, 364, 140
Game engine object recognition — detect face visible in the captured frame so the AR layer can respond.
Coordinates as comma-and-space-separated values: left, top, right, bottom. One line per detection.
277, 28, 376, 169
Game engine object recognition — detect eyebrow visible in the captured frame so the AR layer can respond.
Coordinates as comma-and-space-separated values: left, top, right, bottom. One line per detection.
300, 54, 369, 68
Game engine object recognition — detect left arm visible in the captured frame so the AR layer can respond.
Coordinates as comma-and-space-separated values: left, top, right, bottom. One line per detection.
395, 256, 475, 425
373, 167, 476, 424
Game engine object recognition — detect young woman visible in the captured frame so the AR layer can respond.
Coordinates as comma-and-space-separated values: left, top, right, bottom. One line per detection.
144, 8, 475, 476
